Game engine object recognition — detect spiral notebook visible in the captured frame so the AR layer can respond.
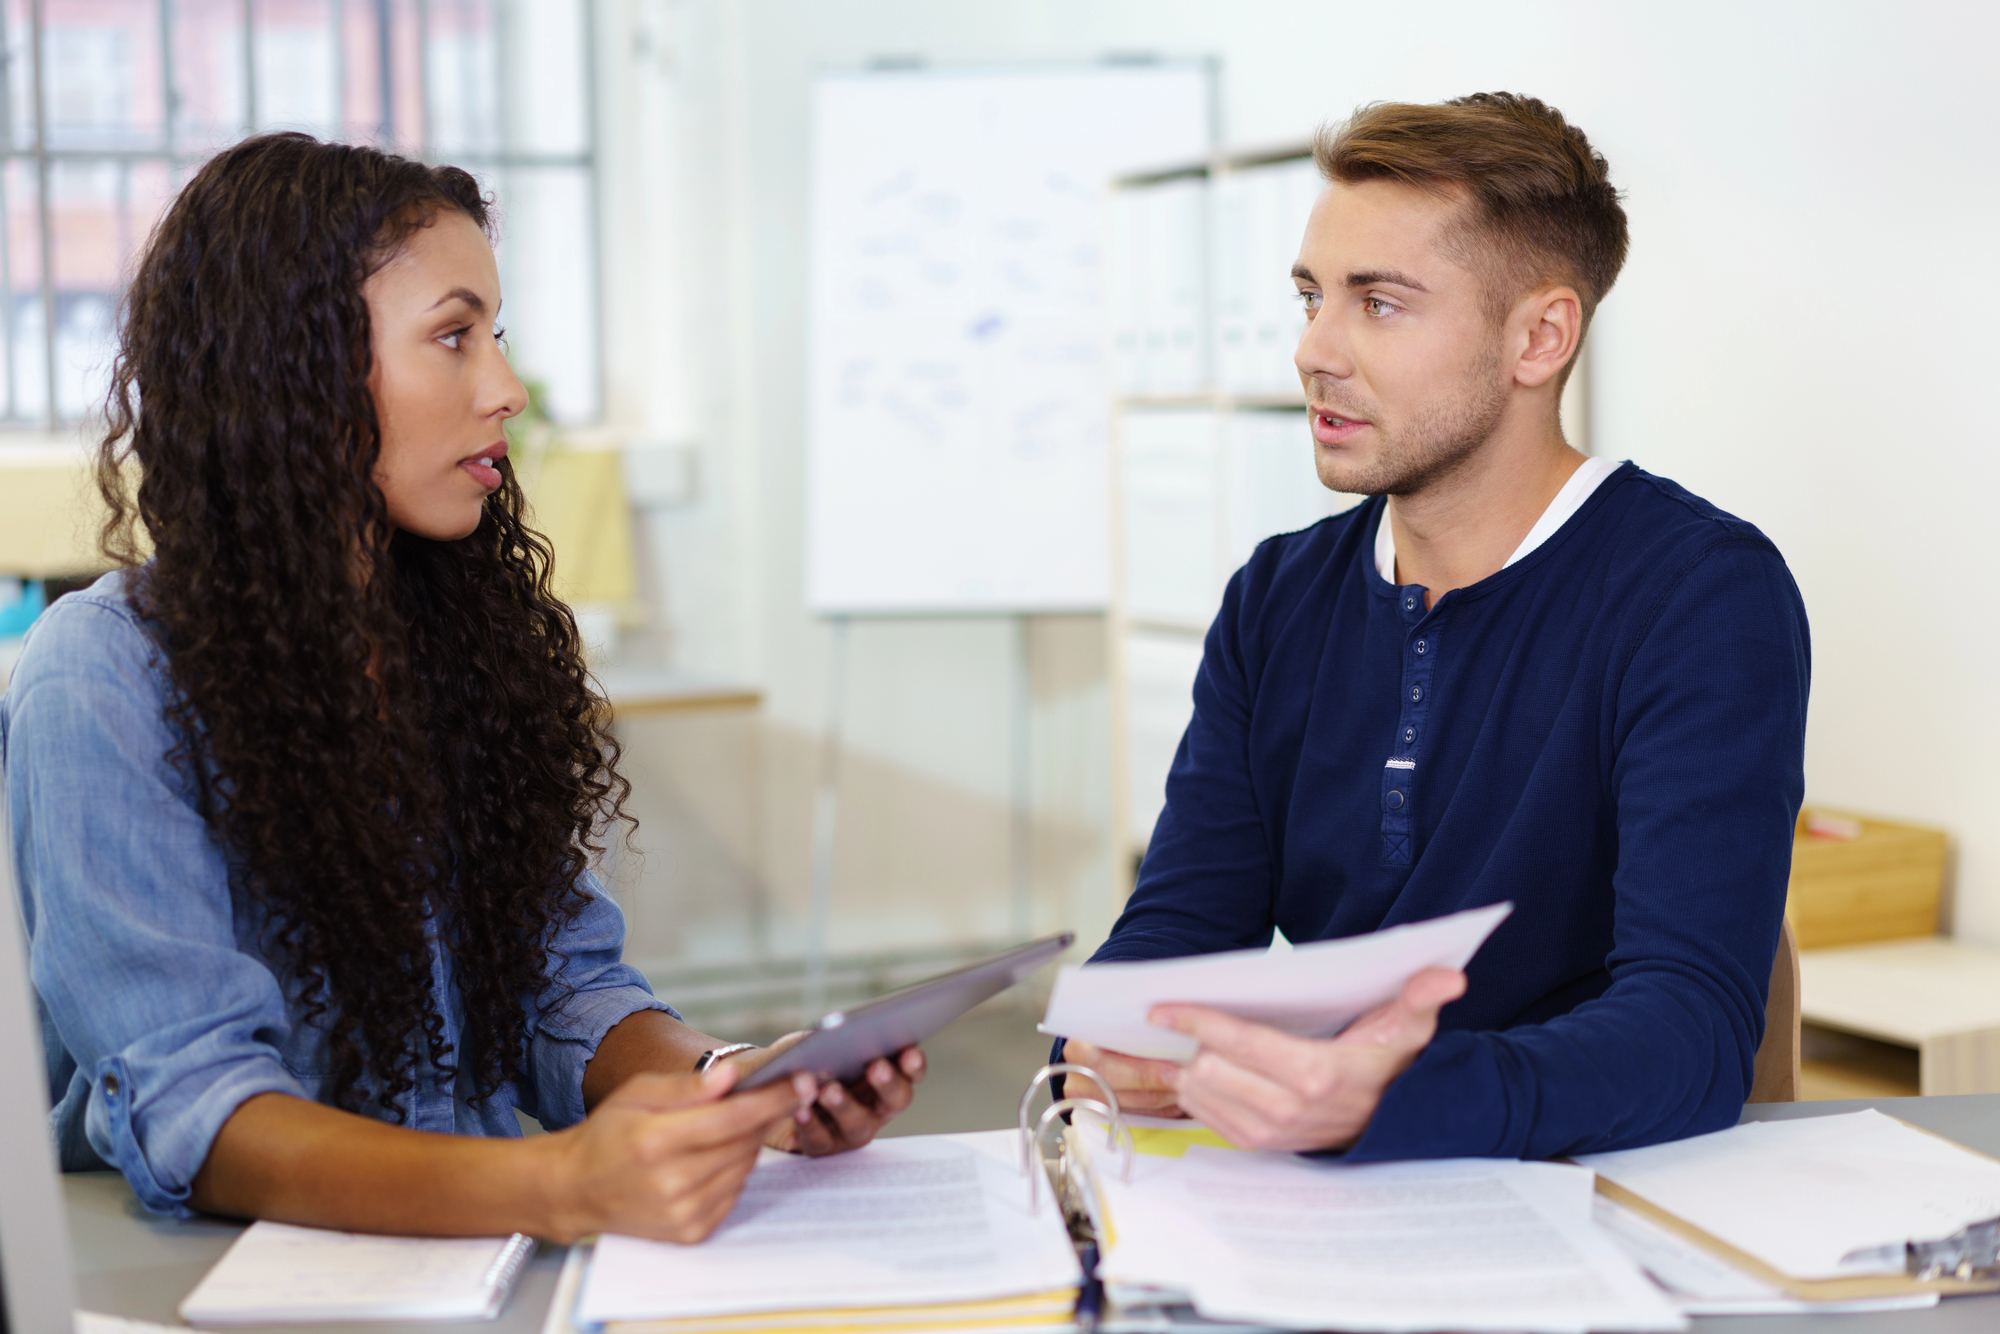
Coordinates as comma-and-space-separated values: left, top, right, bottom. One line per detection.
178, 1221, 536, 1325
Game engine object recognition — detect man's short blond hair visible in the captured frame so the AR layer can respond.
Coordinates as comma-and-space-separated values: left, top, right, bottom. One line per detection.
1315, 93, 1629, 355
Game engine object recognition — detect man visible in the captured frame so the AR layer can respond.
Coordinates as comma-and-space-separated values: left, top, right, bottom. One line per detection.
1059, 93, 1808, 1159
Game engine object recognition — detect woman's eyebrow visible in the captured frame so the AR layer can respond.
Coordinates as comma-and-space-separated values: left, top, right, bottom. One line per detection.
426, 286, 486, 314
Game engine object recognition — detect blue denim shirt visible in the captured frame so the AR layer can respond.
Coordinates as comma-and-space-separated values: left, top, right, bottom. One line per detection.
0, 571, 673, 1217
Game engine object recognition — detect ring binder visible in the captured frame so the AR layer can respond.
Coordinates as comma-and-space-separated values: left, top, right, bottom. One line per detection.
1019, 1063, 1133, 1214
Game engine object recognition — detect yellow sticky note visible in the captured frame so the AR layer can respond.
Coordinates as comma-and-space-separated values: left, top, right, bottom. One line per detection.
1127, 1125, 1239, 1157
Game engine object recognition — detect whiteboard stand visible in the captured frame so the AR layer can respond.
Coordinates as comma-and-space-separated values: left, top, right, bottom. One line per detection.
1010, 615, 1032, 940
803, 617, 851, 1022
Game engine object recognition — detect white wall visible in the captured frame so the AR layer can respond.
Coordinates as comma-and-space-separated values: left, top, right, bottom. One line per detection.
594, 0, 2000, 947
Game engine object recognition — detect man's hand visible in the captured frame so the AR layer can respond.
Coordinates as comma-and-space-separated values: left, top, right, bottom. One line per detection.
1148, 966, 1466, 1152
729, 1035, 927, 1156
1058, 1039, 1189, 1119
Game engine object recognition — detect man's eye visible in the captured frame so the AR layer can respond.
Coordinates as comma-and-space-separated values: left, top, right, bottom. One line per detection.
1298, 290, 1321, 314
1362, 297, 1392, 317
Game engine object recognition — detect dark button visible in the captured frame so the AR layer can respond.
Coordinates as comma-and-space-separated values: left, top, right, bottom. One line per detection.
1414, 639, 1428, 655
1403, 726, 1416, 744
1410, 684, 1423, 702
103, 1073, 120, 1096
1387, 790, 1406, 809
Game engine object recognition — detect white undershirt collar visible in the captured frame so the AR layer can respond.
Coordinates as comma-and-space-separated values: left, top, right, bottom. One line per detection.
1374, 456, 1622, 585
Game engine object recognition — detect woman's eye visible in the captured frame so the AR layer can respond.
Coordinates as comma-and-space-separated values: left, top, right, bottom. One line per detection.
439, 327, 467, 350
493, 325, 507, 347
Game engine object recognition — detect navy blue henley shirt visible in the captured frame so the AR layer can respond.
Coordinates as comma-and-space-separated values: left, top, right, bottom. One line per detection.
1086, 461, 1810, 1161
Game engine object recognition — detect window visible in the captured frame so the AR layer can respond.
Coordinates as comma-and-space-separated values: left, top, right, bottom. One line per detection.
0, 0, 600, 429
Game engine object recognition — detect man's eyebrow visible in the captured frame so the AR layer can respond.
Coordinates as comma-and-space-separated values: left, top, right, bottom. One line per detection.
1291, 263, 1315, 283
426, 286, 486, 314
1345, 268, 1430, 293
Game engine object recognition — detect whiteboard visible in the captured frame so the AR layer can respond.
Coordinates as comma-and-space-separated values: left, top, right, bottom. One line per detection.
805, 66, 1211, 614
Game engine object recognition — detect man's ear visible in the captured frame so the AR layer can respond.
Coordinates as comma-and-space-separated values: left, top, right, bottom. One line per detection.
1511, 285, 1582, 390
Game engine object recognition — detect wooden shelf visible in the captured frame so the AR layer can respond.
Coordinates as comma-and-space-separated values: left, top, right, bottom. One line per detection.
1800, 937, 2000, 1094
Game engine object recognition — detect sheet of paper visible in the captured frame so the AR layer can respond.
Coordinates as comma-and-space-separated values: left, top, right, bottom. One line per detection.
1590, 1195, 1939, 1317
1090, 1141, 1683, 1333
1576, 1108, 2000, 1280
177, 1222, 531, 1323
1040, 902, 1511, 1061
577, 1132, 1080, 1323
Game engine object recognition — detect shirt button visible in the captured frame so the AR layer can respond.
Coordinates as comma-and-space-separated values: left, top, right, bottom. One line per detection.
1404, 597, 1416, 610
103, 1073, 120, 1096
1387, 790, 1406, 809
1414, 639, 1428, 655
1403, 726, 1416, 744
1410, 685, 1422, 702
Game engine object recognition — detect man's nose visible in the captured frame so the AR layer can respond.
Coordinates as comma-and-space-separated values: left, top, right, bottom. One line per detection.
1295, 307, 1352, 383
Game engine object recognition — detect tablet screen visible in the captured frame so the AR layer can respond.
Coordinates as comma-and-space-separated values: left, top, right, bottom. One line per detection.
736, 932, 1074, 1090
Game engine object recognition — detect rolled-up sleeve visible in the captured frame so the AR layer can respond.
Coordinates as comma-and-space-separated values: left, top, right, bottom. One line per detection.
519, 869, 675, 1129
3, 595, 305, 1217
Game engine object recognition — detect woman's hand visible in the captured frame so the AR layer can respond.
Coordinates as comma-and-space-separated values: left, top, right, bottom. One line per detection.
540, 1062, 805, 1243
729, 1035, 928, 1156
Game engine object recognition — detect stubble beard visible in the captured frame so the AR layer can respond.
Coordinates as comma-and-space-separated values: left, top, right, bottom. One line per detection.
1311, 344, 1510, 498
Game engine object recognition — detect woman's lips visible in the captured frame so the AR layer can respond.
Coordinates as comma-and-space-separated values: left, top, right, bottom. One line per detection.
1311, 409, 1370, 446
460, 455, 504, 491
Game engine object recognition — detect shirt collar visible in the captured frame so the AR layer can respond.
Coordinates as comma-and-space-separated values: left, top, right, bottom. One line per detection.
1373, 456, 1623, 584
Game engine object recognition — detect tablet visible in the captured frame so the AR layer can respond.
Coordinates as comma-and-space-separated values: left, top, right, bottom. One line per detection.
735, 932, 1075, 1090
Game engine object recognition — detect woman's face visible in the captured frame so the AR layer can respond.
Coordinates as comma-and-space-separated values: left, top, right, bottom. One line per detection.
362, 211, 526, 541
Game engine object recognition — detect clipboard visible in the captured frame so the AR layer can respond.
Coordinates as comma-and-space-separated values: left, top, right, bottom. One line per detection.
1583, 1114, 2000, 1302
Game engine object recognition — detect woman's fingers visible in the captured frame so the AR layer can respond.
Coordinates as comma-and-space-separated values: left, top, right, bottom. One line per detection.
786, 1049, 926, 1155
634, 1080, 799, 1159
602, 1064, 736, 1115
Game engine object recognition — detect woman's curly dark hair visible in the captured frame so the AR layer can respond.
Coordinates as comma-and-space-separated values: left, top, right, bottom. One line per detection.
94, 132, 630, 1118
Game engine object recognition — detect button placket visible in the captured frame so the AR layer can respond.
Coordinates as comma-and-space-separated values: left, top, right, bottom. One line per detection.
1382, 588, 1438, 866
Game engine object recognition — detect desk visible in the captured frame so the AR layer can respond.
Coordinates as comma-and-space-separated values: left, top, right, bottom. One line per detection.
66, 1095, 2000, 1334
64, 1172, 564, 1334
1801, 939, 2000, 1094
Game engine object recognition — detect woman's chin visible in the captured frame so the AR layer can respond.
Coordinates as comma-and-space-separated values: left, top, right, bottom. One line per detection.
391, 504, 486, 542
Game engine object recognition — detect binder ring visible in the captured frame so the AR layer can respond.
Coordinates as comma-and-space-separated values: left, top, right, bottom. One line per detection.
1019, 1063, 1135, 1215
1027, 1098, 1134, 1215
1018, 1063, 1126, 1175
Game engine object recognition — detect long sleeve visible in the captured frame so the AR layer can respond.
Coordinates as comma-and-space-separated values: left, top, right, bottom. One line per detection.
1346, 536, 1809, 1160
3, 594, 305, 1216
1092, 559, 1285, 962
518, 868, 674, 1129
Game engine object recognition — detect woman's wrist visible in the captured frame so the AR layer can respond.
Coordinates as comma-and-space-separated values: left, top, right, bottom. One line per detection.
523, 1127, 589, 1243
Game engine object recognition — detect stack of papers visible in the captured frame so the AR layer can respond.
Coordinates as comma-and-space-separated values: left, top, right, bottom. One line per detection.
1039, 903, 1510, 1061
1070, 1116, 1684, 1333
574, 1132, 1081, 1334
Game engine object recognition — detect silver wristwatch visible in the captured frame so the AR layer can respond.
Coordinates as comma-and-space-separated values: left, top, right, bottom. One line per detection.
693, 1042, 758, 1073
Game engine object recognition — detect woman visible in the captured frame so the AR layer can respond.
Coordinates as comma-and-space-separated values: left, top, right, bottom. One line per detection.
0, 133, 921, 1242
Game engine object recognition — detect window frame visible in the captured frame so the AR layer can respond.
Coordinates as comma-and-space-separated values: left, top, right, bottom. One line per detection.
0, 0, 602, 430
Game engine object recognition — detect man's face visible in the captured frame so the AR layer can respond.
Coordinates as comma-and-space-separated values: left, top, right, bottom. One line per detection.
1292, 178, 1509, 497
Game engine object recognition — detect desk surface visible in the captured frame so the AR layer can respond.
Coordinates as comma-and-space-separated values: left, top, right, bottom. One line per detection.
66, 1095, 2000, 1334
